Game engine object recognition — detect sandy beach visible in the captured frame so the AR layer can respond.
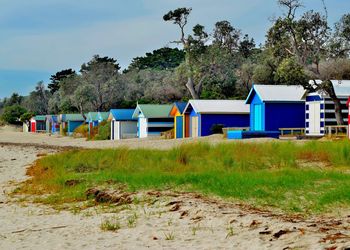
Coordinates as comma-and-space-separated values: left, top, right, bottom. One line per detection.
0, 131, 349, 249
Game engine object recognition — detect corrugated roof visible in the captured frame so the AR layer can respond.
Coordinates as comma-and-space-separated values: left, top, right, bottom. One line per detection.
110, 109, 136, 121
133, 104, 173, 118
184, 100, 249, 114
311, 80, 350, 97
247, 85, 306, 103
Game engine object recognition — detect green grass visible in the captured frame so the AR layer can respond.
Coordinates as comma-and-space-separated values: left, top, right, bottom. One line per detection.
19, 140, 350, 214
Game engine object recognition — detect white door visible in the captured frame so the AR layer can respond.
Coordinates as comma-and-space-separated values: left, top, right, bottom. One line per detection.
139, 118, 148, 138
191, 116, 198, 138
114, 121, 120, 140
309, 102, 321, 135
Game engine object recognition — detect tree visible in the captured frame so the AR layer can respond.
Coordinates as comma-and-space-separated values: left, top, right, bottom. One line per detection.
213, 21, 241, 54
24, 81, 51, 115
239, 34, 256, 58
48, 69, 76, 94
274, 57, 308, 85
126, 47, 185, 72
4, 93, 23, 107
80, 55, 121, 111
1, 105, 27, 124
73, 84, 96, 119
163, 7, 209, 99
329, 14, 350, 58
267, 0, 348, 125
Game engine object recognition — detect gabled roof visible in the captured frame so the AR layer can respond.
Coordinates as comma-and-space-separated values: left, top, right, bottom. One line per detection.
132, 104, 173, 119
64, 114, 85, 122
184, 100, 249, 114
109, 109, 136, 121
98, 112, 110, 121
308, 80, 350, 97
246, 85, 306, 104
86, 112, 99, 122
169, 102, 187, 116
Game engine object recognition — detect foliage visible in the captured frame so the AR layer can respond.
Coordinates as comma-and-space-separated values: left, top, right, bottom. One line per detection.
24, 81, 51, 115
126, 47, 185, 72
93, 121, 111, 140
1, 105, 27, 124
73, 124, 89, 138
20, 112, 35, 123
19, 141, 350, 213
274, 57, 308, 85
48, 69, 76, 94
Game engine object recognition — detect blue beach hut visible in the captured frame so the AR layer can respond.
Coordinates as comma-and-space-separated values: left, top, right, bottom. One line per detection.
245, 85, 306, 134
183, 100, 250, 138
60, 114, 86, 135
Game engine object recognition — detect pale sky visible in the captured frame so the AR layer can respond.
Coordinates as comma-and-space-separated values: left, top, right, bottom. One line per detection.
1, 0, 349, 98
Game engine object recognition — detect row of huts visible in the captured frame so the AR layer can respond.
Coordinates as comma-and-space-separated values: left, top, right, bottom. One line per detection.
24, 80, 350, 140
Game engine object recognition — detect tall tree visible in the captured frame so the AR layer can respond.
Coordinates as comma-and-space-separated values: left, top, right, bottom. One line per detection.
24, 81, 51, 114
126, 47, 185, 72
48, 69, 76, 94
267, 0, 349, 125
80, 55, 121, 111
163, 8, 209, 99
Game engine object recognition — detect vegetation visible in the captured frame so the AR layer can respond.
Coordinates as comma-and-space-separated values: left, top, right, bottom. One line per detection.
1, 0, 350, 125
18, 141, 350, 214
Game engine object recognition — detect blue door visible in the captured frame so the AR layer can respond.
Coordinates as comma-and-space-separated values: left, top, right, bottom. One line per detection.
254, 104, 263, 131
176, 116, 183, 138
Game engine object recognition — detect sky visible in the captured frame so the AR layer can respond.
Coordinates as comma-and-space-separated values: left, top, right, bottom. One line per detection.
1, 0, 349, 98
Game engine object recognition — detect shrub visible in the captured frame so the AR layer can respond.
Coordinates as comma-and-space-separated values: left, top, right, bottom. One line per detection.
94, 121, 111, 140
73, 124, 89, 138
1, 105, 27, 124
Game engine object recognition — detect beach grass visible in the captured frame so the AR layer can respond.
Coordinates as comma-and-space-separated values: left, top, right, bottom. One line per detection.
18, 140, 350, 214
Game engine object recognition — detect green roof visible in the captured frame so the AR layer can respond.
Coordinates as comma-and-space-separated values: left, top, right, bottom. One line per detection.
35, 115, 46, 121
99, 112, 110, 121
86, 112, 99, 122
65, 114, 85, 121
133, 104, 173, 118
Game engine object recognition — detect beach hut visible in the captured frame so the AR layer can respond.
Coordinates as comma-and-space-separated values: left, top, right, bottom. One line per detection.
45, 115, 60, 134
22, 122, 29, 133
86, 112, 109, 135
245, 85, 306, 134
183, 100, 250, 138
132, 104, 174, 138
59, 114, 85, 135
305, 80, 350, 136
169, 102, 187, 139
108, 109, 137, 140
29, 115, 46, 133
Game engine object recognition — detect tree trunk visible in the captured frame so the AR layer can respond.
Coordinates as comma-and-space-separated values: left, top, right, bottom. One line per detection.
186, 77, 199, 99
324, 80, 344, 125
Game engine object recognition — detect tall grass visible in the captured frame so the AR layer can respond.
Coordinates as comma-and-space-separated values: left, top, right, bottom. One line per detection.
20, 140, 350, 213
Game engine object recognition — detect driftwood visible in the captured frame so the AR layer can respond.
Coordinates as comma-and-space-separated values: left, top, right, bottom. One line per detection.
86, 188, 134, 205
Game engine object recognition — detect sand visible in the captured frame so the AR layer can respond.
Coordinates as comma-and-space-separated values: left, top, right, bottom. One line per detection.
0, 131, 349, 249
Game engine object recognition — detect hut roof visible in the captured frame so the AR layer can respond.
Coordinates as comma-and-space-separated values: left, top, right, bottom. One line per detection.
246, 85, 306, 104
109, 109, 136, 121
132, 104, 173, 119
184, 100, 249, 114
64, 114, 85, 122
308, 80, 350, 97
35, 115, 46, 121
98, 112, 110, 121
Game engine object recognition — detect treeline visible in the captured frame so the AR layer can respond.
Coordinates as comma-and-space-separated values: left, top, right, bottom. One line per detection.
1, 0, 350, 125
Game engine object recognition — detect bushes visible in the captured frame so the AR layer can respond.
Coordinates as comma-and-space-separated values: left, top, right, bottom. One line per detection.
93, 121, 111, 140
73, 124, 89, 138
1, 105, 27, 124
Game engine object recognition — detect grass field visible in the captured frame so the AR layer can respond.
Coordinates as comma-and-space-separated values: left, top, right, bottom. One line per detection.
18, 140, 350, 214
